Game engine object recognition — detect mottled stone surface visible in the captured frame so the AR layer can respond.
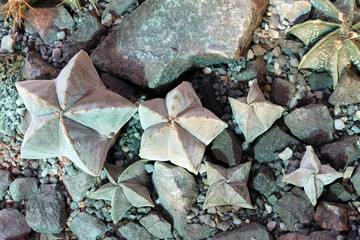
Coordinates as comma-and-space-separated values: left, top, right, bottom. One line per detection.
254, 125, 299, 163
25, 4, 74, 45
0, 170, 13, 199
71, 212, 107, 240
26, 191, 67, 234
139, 212, 173, 239
212, 222, 273, 240
285, 104, 334, 147
62, 12, 105, 62
91, 0, 268, 89
9, 177, 39, 201
152, 161, 198, 237
271, 0, 311, 24
314, 202, 349, 231
329, 70, 360, 105
211, 128, 242, 167
118, 222, 153, 240
63, 171, 97, 202
271, 78, 296, 106
23, 51, 60, 80
320, 135, 360, 170
273, 187, 315, 231
0, 208, 32, 240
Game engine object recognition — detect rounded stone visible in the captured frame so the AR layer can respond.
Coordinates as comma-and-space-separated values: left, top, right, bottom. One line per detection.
9, 177, 38, 201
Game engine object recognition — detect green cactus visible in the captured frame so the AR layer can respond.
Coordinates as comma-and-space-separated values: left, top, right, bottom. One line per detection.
15, 50, 137, 176
288, 0, 360, 88
89, 161, 154, 223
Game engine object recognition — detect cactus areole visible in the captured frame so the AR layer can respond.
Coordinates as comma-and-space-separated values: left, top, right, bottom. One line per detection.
288, 0, 360, 88
15, 50, 137, 176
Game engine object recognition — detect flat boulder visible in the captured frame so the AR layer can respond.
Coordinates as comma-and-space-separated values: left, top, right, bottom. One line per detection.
91, 0, 268, 89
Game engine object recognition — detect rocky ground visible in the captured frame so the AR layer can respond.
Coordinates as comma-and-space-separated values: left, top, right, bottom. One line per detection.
0, 0, 360, 239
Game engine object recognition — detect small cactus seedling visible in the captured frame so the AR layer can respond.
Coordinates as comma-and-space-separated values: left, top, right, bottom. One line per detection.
138, 81, 228, 175
229, 83, 284, 143
203, 161, 253, 210
288, 0, 360, 88
90, 161, 154, 223
282, 145, 343, 206
15, 50, 137, 176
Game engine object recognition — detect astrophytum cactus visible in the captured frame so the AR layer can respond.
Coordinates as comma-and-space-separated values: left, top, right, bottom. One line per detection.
138, 81, 228, 175
90, 161, 154, 223
229, 82, 284, 143
288, 0, 360, 88
282, 145, 343, 206
203, 161, 253, 210
15, 50, 137, 176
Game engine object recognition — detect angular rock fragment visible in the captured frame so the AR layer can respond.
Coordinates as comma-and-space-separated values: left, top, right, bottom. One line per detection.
212, 222, 273, 240
273, 187, 315, 231
329, 70, 360, 105
285, 104, 334, 147
0, 209, 32, 240
314, 201, 349, 231
152, 161, 198, 238
71, 212, 107, 240
23, 51, 60, 80
26, 191, 67, 234
91, 0, 268, 88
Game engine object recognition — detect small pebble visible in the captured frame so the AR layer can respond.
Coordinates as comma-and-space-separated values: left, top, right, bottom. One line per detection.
267, 221, 276, 231
247, 49, 254, 60
334, 119, 346, 130
278, 147, 293, 160
203, 67, 212, 74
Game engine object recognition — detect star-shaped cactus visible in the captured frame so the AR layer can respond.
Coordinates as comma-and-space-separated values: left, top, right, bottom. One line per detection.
203, 161, 253, 210
90, 160, 154, 223
229, 83, 284, 143
282, 145, 343, 206
15, 50, 137, 176
288, 0, 360, 88
138, 81, 228, 175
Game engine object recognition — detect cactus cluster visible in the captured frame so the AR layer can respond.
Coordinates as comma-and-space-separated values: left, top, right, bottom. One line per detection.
15, 50, 137, 176
229, 82, 284, 143
282, 145, 343, 206
90, 161, 154, 223
288, 0, 360, 88
138, 81, 228, 175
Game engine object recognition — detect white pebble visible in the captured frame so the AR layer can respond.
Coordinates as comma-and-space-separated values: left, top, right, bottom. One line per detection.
279, 222, 287, 231
1, 35, 15, 53
315, 91, 323, 99
52, 48, 61, 58
269, 29, 279, 39
101, 13, 113, 27
202, 67, 212, 74
334, 119, 345, 130
247, 49, 255, 60
334, 106, 342, 116
267, 221, 277, 231
278, 147, 293, 160
265, 202, 272, 213
289, 97, 297, 109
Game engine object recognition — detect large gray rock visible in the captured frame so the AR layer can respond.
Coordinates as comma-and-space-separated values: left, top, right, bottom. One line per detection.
254, 125, 299, 163
320, 135, 360, 170
26, 191, 67, 234
139, 212, 173, 239
25, 4, 74, 45
23, 51, 60, 80
118, 222, 153, 240
9, 177, 38, 201
213, 222, 273, 240
273, 187, 315, 231
0, 208, 32, 240
184, 223, 218, 240
329, 70, 360, 105
62, 12, 105, 62
152, 161, 198, 237
91, 0, 268, 89
62, 171, 97, 202
71, 212, 107, 240
0, 170, 13, 199
285, 104, 334, 147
